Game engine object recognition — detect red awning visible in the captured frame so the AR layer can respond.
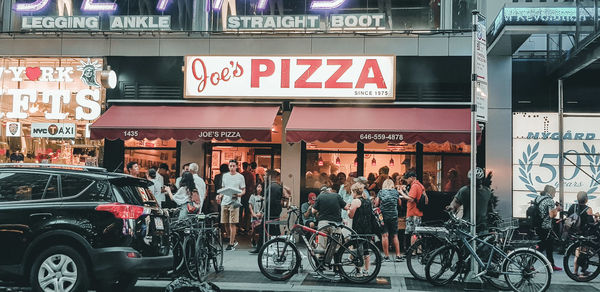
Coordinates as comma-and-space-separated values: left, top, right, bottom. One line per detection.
91, 105, 279, 141
285, 107, 477, 144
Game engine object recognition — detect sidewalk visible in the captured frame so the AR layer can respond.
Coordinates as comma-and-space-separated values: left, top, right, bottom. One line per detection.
136, 245, 600, 292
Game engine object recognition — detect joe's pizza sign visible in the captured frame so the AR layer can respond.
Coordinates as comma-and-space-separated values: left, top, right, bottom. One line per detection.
184, 56, 395, 99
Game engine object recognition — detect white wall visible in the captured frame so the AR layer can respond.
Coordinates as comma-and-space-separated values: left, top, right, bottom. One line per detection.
180, 140, 205, 177
280, 111, 302, 207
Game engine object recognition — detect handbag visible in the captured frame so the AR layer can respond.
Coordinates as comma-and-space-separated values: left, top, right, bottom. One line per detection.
187, 202, 200, 214
371, 207, 384, 234
231, 198, 243, 209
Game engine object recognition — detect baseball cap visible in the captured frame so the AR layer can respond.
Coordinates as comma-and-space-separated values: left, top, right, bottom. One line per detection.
403, 171, 417, 179
308, 192, 317, 202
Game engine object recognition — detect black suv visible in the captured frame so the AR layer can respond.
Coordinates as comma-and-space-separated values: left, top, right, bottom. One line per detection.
0, 164, 172, 292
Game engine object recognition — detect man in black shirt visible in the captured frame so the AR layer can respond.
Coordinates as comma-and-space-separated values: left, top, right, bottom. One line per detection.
263, 170, 291, 236
312, 186, 349, 250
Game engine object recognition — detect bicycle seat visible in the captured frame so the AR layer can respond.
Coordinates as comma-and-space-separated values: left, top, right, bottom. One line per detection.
327, 222, 345, 229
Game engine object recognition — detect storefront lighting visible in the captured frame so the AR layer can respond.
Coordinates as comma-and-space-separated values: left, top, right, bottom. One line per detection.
101, 67, 118, 89
311, 0, 345, 9
371, 157, 376, 166
353, 157, 358, 167
335, 156, 341, 165
318, 156, 324, 166
389, 157, 395, 166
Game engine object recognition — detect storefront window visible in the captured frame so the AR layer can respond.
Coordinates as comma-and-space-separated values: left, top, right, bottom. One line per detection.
423, 154, 469, 193
208, 144, 281, 184
305, 152, 357, 190
0, 57, 105, 166
6, 0, 443, 32
124, 138, 177, 183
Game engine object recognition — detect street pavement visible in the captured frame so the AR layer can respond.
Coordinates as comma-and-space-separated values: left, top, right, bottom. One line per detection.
2, 243, 599, 291
134, 244, 600, 292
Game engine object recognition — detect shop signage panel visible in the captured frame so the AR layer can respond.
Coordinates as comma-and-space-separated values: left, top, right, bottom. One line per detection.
184, 56, 395, 99
227, 15, 320, 30
0, 58, 103, 121
109, 16, 171, 31
512, 112, 600, 217
21, 16, 100, 30
5, 122, 21, 137
329, 14, 386, 29
31, 123, 76, 138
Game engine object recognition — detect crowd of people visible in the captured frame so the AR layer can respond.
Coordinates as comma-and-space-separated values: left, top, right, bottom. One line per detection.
127, 159, 600, 276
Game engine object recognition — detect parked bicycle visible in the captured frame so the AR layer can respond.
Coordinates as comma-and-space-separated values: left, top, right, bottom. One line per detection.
257, 206, 382, 283
563, 222, 600, 282
425, 211, 552, 292
167, 211, 223, 281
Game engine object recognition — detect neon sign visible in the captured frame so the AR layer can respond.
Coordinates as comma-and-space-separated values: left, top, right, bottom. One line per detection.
14, 0, 350, 13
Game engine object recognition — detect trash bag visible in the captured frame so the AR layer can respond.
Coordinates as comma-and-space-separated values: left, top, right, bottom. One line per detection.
165, 277, 221, 292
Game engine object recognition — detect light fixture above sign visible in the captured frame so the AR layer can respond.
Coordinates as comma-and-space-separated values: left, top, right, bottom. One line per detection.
101, 66, 117, 89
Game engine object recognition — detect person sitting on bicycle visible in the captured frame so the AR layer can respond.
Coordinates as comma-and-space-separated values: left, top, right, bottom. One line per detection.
301, 192, 318, 229
446, 167, 493, 233
312, 184, 350, 251
569, 191, 598, 278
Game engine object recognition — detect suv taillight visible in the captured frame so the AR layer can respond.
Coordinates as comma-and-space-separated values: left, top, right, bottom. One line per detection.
95, 203, 149, 219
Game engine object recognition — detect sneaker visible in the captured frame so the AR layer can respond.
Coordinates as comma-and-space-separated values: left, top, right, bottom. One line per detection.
226, 244, 235, 251
383, 256, 391, 262
552, 266, 563, 271
249, 249, 259, 254
395, 256, 404, 262
233, 241, 239, 248
251, 239, 257, 248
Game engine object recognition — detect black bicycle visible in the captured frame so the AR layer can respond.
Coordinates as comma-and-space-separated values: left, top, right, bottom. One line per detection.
563, 222, 600, 282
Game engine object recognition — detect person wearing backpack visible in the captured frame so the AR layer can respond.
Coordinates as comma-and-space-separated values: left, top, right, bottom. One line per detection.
534, 185, 563, 271
399, 171, 425, 247
374, 179, 403, 262
566, 191, 595, 234
447, 167, 492, 233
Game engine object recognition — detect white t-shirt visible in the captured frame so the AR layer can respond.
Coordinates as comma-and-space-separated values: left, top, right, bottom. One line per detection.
173, 187, 191, 206
150, 177, 164, 204
220, 172, 245, 206
193, 174, 207, 210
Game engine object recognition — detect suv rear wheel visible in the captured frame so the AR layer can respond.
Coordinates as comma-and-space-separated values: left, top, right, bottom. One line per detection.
30, 245, 89, 292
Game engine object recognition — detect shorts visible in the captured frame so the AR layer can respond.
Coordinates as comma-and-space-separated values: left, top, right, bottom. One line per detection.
382, 217, 398, 235
221, 204, 239, 224
405, 216, 422, 234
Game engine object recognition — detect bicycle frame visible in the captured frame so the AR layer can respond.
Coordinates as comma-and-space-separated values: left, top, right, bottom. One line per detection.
453, 228, 521, 278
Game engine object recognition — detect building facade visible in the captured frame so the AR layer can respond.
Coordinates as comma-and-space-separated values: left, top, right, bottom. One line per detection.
1, 0, 489, 210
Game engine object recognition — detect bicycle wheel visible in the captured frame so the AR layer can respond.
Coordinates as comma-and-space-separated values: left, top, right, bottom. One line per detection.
195, 233, 210, 282
170, 233, 185, 273
335, 238, 382, 284
211, 227, 224, 273
257, 238, 300, 281
481, 251, 511, 291
183, 235, 199, 280
503, 249, 551, 292
563, 242, 600, 282
406, 236, 445, 281
425, 245, 463, 286
307, 224, 345, 282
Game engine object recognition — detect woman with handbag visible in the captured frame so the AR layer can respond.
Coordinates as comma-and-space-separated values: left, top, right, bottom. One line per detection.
348, 182, 374, 275
173, 171, 200, 220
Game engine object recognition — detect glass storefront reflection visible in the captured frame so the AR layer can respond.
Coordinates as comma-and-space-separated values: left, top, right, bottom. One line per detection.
6, 0, 452, 31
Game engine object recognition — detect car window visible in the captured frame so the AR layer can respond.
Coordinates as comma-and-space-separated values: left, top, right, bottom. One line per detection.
110, 178, 157, 206
0, 172, 52, 202
43, 176, 59, 200
61, 175, 95, 198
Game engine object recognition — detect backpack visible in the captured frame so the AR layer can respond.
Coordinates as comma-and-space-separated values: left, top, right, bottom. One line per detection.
564, 205, 589, 233
371, 207, 384, 235
416, 191, 429, 212
526, 196, 550, 228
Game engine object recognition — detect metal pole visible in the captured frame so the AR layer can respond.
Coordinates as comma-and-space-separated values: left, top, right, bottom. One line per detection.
558, 79, 565, 206
263, 175, 271, 246
469, 10, 479, 280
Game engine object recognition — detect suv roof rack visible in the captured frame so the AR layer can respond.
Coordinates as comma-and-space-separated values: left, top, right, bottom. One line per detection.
0, 163, 107, 173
